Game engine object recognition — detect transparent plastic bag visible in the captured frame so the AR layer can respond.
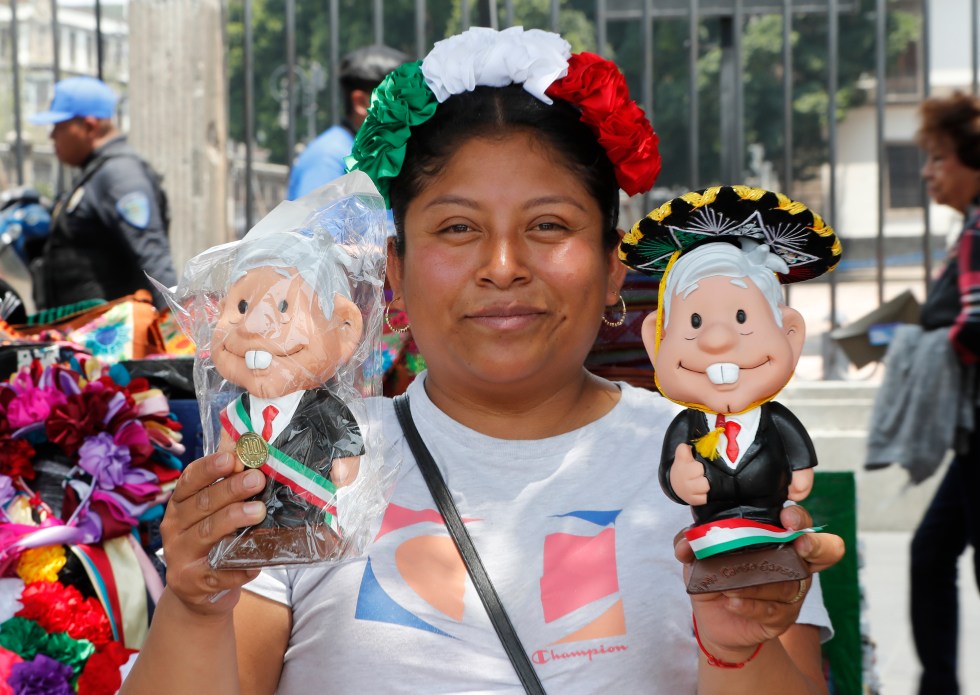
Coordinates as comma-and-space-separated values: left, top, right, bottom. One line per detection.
158, 172, 390, 569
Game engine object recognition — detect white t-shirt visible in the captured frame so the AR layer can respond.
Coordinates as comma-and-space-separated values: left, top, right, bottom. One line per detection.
246, 376, 832, 694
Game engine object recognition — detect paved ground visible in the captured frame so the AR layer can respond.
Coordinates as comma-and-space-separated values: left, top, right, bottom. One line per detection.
861, 532, 980, 694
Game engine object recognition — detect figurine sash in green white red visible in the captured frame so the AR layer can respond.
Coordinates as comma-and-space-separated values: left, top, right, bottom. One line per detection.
684, 518, 819, 560
220, 396, 339, 532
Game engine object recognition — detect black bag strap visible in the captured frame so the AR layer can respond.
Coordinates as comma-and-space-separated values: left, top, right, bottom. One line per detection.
393, 394, 546, 695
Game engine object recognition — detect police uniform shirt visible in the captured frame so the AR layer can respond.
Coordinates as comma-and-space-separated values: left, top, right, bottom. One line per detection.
40, 136, 177, 309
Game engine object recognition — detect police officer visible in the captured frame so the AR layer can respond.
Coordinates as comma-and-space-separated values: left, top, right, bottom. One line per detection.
29, 76, 176, 310
287, 45, 408, 200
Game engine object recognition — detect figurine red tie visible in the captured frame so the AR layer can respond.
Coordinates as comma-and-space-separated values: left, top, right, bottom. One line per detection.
262, 405, 278, 442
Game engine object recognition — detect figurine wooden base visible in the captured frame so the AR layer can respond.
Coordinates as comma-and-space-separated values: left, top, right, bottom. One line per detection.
686, 543, 810, 595
210, 524, 341, 570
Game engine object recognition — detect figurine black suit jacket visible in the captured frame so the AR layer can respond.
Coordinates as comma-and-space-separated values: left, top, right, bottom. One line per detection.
242, 388, 364, 529
659, 401, 817, 527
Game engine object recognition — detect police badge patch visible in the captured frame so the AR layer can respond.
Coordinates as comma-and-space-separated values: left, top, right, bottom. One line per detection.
116, 191, 151, 229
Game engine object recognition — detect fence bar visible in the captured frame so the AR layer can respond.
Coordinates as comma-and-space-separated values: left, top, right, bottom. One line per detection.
244, 0, 255, 231
551, 0, 559, 31
825, 0, 840, 379
688, 0, 699, 189
505, 0, 514, 28
973, 0, 978, 95
329, 0, 339, 125
94, 0, 104, 80
51, 0, 64, 193
921, 0, 931, 292
733, 0, 744, 180
50, 0, 61, 82
875, 0, 885, 303
488, 0, 498, 29
781, 0, 792, 196
719, 17, 735, 181
286, 0, 296, 169
10, 0, 24, 185
374, 0, 384, 45
596, 0, 606, 56
642, 0, 652, 118
462, 0, 470, 30
416, 0, 426, 58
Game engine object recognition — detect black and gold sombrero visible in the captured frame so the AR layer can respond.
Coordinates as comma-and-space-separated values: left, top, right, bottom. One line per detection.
619, 185, 842, 283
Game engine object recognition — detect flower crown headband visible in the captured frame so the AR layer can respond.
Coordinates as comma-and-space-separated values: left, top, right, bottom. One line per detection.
345, 26, 662, 207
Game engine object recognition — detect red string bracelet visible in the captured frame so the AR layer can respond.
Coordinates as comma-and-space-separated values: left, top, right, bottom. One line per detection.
692, 613, 764, 669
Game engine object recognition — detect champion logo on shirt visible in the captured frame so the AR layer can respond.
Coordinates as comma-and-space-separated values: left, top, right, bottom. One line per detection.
354, 504, 629, 662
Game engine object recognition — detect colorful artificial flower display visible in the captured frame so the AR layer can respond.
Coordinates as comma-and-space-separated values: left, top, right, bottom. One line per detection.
0, 354, 186, 693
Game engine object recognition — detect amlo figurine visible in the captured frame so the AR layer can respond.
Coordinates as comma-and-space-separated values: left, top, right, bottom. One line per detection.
619, 185, 842, 593
209, 230, 365, 568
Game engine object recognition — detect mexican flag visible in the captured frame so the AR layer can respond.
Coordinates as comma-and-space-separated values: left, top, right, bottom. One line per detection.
684, 518, 820, 560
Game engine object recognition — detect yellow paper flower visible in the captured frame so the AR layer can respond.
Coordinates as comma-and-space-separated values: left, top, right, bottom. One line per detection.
16, 544, 67, 583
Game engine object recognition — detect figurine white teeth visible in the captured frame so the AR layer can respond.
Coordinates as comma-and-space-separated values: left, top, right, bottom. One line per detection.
706, 362, 740, 385
246, 350, 273, 370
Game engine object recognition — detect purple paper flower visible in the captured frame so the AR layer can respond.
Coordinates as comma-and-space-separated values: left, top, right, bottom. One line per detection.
77, 432, 132, 489
8, 654, 74, 695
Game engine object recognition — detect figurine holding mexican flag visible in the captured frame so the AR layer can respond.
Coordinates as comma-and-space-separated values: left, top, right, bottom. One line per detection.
619, 185, 842, 594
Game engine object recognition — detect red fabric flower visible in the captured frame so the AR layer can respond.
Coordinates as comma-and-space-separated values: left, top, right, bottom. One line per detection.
17, 582, 81, 634
66, 599, 114, 648
0, 438, 36, 480
46, 395, 105, 458
17, 581, 113, 647
76, 642, 130, 695
546, 52, 661, 196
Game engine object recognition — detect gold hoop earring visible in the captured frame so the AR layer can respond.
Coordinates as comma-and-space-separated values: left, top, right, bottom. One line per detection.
602, 295, 627, 328
384, 304, 410, 333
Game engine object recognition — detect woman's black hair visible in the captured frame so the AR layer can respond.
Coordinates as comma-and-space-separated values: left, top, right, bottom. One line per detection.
388, 84, 621, 255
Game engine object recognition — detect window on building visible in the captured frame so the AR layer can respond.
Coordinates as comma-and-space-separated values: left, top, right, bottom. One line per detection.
886, 143, 923, 209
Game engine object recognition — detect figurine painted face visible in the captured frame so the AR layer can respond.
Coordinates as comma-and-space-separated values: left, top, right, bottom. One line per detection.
643, 242, 805, 415
211, 265, 363, 400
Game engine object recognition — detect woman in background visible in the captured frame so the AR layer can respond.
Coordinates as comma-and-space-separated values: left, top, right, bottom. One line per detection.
911, 90, 980, 695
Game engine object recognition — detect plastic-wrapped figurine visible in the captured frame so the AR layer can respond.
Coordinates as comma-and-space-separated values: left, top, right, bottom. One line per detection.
619, 185, 842, 593
158, 172, 389, 569
208, 232, 365, 566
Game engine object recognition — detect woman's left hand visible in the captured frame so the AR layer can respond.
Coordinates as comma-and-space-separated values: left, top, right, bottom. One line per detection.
674, 504, 845, 663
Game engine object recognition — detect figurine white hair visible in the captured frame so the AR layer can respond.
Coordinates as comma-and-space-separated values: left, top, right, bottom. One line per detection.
662, 240, 789, 329
230, 229, 353, 319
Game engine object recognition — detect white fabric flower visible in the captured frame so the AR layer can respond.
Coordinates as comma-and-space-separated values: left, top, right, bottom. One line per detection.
0, 578, 25, 623
421, 26, 571, 105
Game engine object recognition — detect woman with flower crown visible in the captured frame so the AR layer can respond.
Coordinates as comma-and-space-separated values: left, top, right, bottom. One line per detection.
122, 27, 843, 695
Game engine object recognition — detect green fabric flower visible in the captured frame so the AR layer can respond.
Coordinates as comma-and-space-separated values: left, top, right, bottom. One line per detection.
0, 617, 47, 660
345, 60, 439, 207
42, 631, 95, 676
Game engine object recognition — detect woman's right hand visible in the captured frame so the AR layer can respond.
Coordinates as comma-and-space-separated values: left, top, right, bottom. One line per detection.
159, 451, 268, 615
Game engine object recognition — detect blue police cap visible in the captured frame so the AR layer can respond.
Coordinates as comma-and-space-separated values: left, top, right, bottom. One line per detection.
29, 76, 118, 125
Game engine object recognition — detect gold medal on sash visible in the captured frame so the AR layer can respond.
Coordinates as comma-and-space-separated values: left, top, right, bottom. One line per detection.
236, 432, 268, 469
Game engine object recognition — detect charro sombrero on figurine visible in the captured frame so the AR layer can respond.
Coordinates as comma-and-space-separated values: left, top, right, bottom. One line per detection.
619, 185, 842, 283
